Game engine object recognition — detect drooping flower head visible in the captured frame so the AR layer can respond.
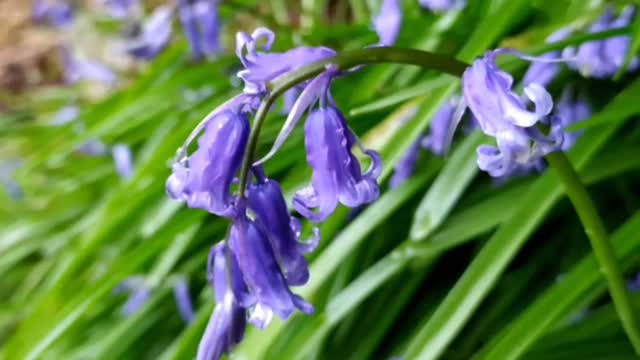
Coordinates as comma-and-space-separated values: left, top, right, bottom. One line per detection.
422, 98, 457, 156
461, 49, 563, 177
33, 0, 74, 27
374, 0, 403, 46
126, 6, 174, 60
198, 244, 248, 360
167, 107, 250, 217
235, 27, 336, 95
229, 210, 314, 327
523, 28, 572, 87
565, 6, 638, 79
178, 0, 222, 59
248, 167, 319, 286
419, 0, 466, 12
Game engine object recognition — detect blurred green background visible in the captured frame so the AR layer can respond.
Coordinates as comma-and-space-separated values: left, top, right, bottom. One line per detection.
2, 0, 640, 359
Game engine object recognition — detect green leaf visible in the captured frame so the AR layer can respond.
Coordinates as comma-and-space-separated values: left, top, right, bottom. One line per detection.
410, 131, 484, 239
475, 211, 640, 360
402, 77, 640, 360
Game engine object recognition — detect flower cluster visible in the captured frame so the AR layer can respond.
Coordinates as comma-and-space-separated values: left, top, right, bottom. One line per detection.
126, 0, 223, 61
461, 50, 564, 177
166, 27, 382, 359
524, 6, 638, 85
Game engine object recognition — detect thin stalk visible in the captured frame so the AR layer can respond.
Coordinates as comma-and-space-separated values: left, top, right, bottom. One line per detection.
546, 151, 640, 354
236, 47, 468, 196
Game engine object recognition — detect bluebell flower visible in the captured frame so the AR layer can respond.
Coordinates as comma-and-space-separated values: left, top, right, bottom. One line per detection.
112, 144, 134, 179
419, 0, 466, 12
50, 105, 80, 126
167, 109, 250, 217
63, 50, 117, 86
422, 99, 457, 156
114, 277, 151, 316
236, 27, 336, 95
228, 212, 314, 328
104, 0, 139, 19
461, 50, 563, 177
564, 6, 638, 79
553, 87, 591, 151
294, 105, 382, 222
126, 6, 174, 60
198, 244, 248, 360
248, 167, 319, 286
33, 0, 73, 27
173, 278, 196, 324
523, 28, 572, 87
374, 0, 403, 46
178, 0, 222, 59
390, 140, 421, 189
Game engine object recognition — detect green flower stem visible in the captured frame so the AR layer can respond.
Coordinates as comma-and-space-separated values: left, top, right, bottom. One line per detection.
546, 151, 640, 354
236, 47, 469, 196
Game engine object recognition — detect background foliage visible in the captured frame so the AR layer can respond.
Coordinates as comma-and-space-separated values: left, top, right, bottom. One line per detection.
1, 0, 640, 359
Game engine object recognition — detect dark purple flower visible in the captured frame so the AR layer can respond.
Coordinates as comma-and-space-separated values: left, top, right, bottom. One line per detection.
248, 168, 319, 286
294, 106, 382, 222
390, 139, 421, 189
167, 109, 249, 217
374, 0, 403, 46
228, 213, 314, 328
174, 278, 196, 324
33, 0, 73, 27
422, 99, 457, 156
236, 27, 336, 95
565, 6, 638, 79
419, 0, 466, 12
523, 28, 572, 87
553, 87, 591, 151
114, 277, 151, 316
462, 50, 563, 177
112, 144, 134, 179
63, 50, 117, 86
104, 0, 139, 19
178, 0, 222, 59
198, 244, 248, 360
126, 6, 174, 60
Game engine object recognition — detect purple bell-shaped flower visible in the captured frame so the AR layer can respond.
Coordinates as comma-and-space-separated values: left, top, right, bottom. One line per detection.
198, 244, 248, 360
553, 87, 592, 151
462, 50, 563, 177
126, 6, 174, 60
373, 0, 403, 46
248, 167, 319, 286
167, 110, 249, 217
294, 106, 382, 222
235, 27, 336, 95
229, 212, 314, 328
177, 0, 222, 59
